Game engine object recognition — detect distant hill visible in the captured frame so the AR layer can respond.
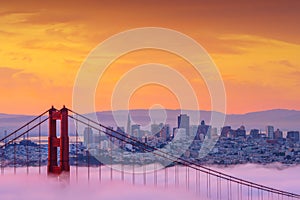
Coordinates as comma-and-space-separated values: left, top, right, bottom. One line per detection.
225, 109, 300, 131
94, 109, 300, 131
0, 113, 42, 138
0, 109, 300, 138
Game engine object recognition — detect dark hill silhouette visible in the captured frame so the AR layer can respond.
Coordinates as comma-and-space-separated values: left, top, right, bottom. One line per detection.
1, 109, 300, 137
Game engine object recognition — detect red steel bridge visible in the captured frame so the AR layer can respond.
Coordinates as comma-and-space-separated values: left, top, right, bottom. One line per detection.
0, 106, 299, 200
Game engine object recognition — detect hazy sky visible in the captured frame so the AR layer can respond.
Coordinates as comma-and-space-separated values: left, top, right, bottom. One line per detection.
0, 1, 300, 114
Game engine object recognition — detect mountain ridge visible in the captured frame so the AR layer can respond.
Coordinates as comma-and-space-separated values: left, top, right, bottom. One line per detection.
1, 109, 300, 137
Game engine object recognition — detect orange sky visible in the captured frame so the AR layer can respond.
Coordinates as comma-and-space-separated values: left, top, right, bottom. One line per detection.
0, 0, 300, 114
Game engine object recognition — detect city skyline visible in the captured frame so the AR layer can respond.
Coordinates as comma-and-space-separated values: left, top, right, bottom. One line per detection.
2, 108, 300, 136
1, 1, 300, 199
0, 1, 300, 114
2, 110, 300, 170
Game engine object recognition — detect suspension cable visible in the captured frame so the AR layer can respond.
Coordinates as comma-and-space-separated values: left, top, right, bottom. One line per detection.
68, 110, 300, 198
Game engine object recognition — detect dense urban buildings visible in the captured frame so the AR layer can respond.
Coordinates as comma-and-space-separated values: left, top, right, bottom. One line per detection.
1, 113, 300, 167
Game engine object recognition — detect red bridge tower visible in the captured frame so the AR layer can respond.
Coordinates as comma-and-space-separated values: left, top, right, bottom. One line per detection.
48, 106, 70, 174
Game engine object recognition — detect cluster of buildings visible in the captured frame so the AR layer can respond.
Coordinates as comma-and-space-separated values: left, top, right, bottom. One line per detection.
1, 113, 300, 167
83, 113, 300, 148
80, 113, 300, 166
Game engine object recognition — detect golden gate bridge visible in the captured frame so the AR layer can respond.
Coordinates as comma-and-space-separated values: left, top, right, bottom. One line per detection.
0, 106, 299, 200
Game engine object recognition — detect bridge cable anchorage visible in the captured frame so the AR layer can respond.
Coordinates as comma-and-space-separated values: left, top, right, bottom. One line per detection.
67, 109, 300, 199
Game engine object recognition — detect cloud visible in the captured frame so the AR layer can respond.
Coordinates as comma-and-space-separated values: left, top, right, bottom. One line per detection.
24, 12, 82, 25
0, 164, 299, 200
0, 67, 22, 77
0, 0, 300, 114
0, 67, 40, 86
0, 30, 16, 36
270, 60, 298, 68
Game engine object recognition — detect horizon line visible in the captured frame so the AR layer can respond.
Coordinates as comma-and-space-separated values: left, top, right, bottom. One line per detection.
1, 107, 300, 116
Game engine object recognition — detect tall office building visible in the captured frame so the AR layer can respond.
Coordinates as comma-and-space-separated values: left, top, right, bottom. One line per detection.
287, 131, 300, 142
250, 129, 260, 139
236, 125, 246, 138
266, 125, 274, 139
274, 129, 283, 140
196, 120, 211, 139
164, 124, 170, 141
83, 127, 93, 146
126, 114, 131, 134
131, 124, 141, 137
178, 114, 190, 136
156, 123, 170, 142
221, 126, 231, 138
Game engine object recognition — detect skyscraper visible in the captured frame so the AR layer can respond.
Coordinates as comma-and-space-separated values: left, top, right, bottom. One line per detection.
250, 129, 260, 139
131, 124, 141, 137
126, 114, 131, 134
83, 127, 93, 146
266, 125, 274, 139
236, 125, 246, 138
274, 129, 283, 140
178, 114, 190, 136
221, 126, 231, 138
197, 120, 211, 139
287, 131, 300, 142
